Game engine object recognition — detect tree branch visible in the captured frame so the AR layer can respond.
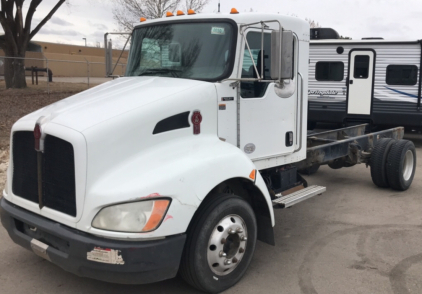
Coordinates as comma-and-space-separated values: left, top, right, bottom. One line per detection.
29, 0, 65, 40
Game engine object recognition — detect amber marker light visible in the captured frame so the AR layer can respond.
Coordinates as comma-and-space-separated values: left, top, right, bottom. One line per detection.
140, 17, 147, 22
188, 9, 196, 15
177, 10, 185, 16
142, 200, 171, 232
166, 11, 174, 17
230, 8, 239, 14
249, 170, 256, 181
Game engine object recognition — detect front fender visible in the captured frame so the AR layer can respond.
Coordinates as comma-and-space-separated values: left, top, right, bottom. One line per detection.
79, 136, 274, 239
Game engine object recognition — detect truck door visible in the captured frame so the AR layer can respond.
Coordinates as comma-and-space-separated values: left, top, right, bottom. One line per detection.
239, 30, 297, 160
347, 50, 376, 115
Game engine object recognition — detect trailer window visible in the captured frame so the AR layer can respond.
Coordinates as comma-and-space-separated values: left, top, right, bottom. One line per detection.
353, 55, 370, 79
315, 62, 344, 81
386, 65, 418, 86
241, 32, 272, 98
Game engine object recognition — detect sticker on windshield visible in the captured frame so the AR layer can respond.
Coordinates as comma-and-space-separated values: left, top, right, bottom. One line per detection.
211, 27, 225, 35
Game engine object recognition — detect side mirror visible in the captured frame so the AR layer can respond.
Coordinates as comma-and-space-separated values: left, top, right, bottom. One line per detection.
271, 30, 294, 80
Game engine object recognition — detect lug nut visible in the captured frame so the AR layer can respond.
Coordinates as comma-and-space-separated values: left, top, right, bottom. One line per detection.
224, 259, 232, 266
236, 228, 243, 233
241, 236, 247, 241
219, 251, 227, 258
239, 248, 245, 253
228, 229, 236, 235
221, 238, 226, 244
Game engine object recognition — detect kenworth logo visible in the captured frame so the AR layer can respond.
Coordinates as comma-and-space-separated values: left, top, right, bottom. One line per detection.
308, 90, 338, 96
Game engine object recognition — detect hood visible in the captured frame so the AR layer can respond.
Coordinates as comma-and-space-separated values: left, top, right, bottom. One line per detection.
20, 77, 210, 132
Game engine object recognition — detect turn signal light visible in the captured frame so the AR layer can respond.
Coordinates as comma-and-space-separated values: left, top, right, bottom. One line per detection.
188, 9, 196, 15
166, 11, 174, 17
140, 17, 147, 22
177, 10, 185, 16
230, 8, 239, 14
142, 200, 171, 232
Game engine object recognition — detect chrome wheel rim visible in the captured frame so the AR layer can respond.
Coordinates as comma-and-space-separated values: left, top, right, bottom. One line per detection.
403, 150, 414, 181
207, 215, 247, 276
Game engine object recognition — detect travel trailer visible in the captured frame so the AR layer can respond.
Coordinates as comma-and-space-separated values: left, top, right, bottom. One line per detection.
308, 28, 422, 129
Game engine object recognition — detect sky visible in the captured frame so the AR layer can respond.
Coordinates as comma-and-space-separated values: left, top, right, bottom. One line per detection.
1, 0, 421, 47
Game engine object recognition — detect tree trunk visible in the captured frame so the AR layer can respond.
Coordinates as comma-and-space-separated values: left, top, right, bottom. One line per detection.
3, 55, 27, 89
12, 57, 27, 88
3, 58, 14, 88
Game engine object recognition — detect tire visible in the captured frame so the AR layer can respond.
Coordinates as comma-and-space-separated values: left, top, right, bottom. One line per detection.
179, 194, 257, 293
370, 138, 395, 188
386, 140, 417, 191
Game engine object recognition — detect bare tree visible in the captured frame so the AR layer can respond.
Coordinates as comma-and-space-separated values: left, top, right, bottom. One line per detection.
305, 18, 321, 28
0, 0, 67, 89
112, 0, 209, 32
183, 0, 209, 11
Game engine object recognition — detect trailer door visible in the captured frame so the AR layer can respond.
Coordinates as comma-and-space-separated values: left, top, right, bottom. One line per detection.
347, 50, 375, 115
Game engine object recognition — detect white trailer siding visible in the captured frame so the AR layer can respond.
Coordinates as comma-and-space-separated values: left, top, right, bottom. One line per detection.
308, 40, 421, 127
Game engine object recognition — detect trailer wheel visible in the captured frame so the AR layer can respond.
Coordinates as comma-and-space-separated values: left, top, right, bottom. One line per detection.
179, 194, 257, 293
370, 138, 395, 188
386, 140, 417, 191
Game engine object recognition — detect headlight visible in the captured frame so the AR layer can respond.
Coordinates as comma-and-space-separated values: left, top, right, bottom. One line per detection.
92, 199, 171, 233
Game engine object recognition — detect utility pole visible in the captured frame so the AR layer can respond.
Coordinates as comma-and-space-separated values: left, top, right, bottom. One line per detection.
83, 38, 87, 47
218, 0, 220, 13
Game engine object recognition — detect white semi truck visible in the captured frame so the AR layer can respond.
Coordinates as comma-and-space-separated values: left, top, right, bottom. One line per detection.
1, 10, 417, 294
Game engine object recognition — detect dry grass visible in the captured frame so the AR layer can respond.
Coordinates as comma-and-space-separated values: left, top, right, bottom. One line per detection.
0, 81, 88, 190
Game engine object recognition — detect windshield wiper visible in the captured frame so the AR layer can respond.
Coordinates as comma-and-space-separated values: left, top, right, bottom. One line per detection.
138, 69, 182, 77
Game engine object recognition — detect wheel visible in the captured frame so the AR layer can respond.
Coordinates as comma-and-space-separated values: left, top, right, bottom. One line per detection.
386, 140, 417, 191
370, 138, 395, 188
179, 194, 257, 293
298, 164, 320, 175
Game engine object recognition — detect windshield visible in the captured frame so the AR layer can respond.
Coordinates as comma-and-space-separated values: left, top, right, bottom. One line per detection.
125, 21, 236, 81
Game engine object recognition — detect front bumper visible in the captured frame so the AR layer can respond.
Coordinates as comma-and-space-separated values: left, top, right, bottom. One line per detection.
0, 198, 186, 284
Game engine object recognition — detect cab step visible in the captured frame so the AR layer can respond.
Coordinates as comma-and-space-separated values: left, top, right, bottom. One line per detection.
272, 185, 326, 208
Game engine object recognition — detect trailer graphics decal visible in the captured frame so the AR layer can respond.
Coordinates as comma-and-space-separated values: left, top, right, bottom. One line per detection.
385, 86, 418, 98
308, 90, 339, 96
87, 247, 125, 265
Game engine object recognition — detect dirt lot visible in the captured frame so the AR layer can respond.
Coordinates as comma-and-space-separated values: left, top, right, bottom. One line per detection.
0, 80, 90, 190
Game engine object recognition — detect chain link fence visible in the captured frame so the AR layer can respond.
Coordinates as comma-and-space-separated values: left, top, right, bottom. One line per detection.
0, 56, 127, 92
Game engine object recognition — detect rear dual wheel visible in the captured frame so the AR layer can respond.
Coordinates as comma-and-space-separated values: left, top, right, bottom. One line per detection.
370, 139, 416, 191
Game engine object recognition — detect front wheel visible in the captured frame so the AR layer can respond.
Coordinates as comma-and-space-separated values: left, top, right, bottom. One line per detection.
179, 194, 257, 293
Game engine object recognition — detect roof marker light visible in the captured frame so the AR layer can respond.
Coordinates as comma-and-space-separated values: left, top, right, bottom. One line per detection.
140, 17, 147, 22
230, 8, 239, 14
166, 11, 174, 17
177, 10, 185, 16
188, 9, 196, 15
34, 123, 41, 151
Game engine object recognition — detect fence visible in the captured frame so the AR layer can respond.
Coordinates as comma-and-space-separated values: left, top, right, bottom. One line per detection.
0, 55, 127, 93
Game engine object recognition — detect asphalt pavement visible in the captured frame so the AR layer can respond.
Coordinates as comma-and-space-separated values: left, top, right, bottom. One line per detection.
0, 133, 421, 294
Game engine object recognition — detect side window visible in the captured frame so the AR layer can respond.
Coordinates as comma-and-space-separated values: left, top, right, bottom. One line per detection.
241, 32, 272, 98
315, 62, 344, 81
353, 55, 370, 79
386, 65, 418, 85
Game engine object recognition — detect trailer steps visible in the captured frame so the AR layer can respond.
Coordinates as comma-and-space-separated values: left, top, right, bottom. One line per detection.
272, 185, 326, 208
